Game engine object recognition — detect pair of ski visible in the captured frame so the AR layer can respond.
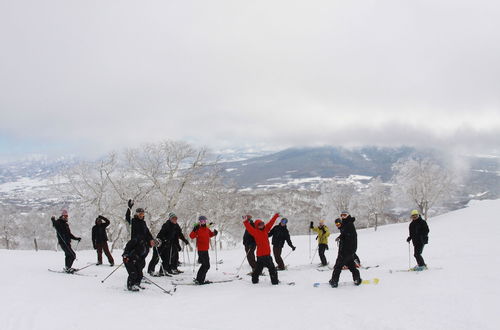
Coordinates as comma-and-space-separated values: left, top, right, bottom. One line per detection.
48, 263, 96, 277
172, 278, 236, 286
313, 278, 380, 288
389, 266, 443, 273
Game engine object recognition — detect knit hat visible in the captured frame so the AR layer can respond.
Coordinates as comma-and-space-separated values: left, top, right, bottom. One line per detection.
168, 212, 177, 219
254, 219, 264, 228
198, 215, 208, 222
334, 218, 342, 225
135, 207, 145, 213
61, 209, 68, 216
319, 219, 325, 225
411, 210, 419, 216
340, 210, 349, 215
280, 218, 288, 224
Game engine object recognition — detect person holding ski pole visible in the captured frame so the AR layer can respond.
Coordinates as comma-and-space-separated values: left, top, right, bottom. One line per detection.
123, 200, 155, 291
243, 213, 280, 285
310, 220, 330, 267
268, 217, 296, 270
329, 215, 362, 288
242, 215, 257, 273
189, 216, 218, 284
148, 212, 190, 276
92, 215, 114, 266
406, 210, 430, 270
51, 209, 81, 273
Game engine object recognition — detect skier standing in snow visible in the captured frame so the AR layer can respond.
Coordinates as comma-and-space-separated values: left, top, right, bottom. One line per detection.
335, 211, 361, 267
51, 209, 81, 273
92, 215, 114, 266
268, 218, 296, 270
122, 200, 155, 291
329, 215, 362, 288
406, 210, 430, 270
242, 215, 257, 273
310, 220, 330, 266
243, 213, 280, 285
148, 212, 189, 276
189, 216, 217, 284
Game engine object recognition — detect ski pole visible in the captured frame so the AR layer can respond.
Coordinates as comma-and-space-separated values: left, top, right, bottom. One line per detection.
142, 275, 175, 295
74, 263, 94, 273
186, 244, 191, 266
214, 232, 218, 271
408, 242, 411, 269
310, 247, 318, 264
101, 262, 123, 283
283, 249, 294, 261
309, 228, 311, 259
75, 239, 80, 252
192, 245, 197, 274
236, 248, 252, 276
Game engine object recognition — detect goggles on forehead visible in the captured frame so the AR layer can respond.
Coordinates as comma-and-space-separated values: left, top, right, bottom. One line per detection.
199, 219, 207, 224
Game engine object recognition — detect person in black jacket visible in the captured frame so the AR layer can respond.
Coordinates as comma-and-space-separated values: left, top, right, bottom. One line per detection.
147, 212, 190, 276
268, 218, 296, 271
123, 200, 155, 291
92, 215, 114, 266
406, 210, 430, 270
329, 212, 362, 288
51, 209, 81, 273
242, 215, 257, 273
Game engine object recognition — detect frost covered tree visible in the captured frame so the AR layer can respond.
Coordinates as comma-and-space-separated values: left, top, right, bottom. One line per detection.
391, 158, 455, 220
319, 180, 357, 219
360, 177, 392, 229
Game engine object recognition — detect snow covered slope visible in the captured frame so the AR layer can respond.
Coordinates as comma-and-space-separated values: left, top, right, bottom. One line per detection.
2, 199, 499, 330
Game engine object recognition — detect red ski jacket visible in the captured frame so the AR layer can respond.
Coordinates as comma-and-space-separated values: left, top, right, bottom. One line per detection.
189, 226, 215, 251
243, 213, 279, 257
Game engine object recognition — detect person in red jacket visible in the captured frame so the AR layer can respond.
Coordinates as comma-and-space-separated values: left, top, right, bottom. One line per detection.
189, 215, 218, 284
243, 213, 280, 285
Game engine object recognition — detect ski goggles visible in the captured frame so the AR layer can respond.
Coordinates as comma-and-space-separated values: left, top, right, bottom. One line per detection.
199, 219, 207, 224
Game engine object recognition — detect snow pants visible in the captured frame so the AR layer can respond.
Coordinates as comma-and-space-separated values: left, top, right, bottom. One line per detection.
273, 246, 286, 270
253, 255, 279, 285
331, 253, 361, 283
125, 258, 141, 288
95, 242, 114, 265
413, 243, 426, 267
59, 241, 76, 268
318, 243, 328, 266
196, 251, 210, 283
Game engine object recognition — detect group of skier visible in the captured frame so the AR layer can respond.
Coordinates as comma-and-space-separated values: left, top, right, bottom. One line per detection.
51, 201, 430, 291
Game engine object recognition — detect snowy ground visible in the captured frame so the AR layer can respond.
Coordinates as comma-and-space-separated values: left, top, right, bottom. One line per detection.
2, 199, 500, 330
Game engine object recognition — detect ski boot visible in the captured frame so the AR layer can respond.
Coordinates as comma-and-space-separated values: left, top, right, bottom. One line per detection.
354, 278, 362, 286
329, 279, 338, 288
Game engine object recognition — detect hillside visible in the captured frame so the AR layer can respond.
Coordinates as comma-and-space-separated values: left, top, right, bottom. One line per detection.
1, 199, 499, 330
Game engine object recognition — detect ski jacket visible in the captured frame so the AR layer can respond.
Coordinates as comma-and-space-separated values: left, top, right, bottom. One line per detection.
189, 226, 215, 251
125, 208, 153, 247
243, 213, 279, 257
312, 225, 330, 245
157, 220, 189, 249
52, 216, 78, 245
268, 224, 294, 249
243, 221, 256, 247
336, 216, 358, 257
92, 217, 110, 246
408, 216, 429, 245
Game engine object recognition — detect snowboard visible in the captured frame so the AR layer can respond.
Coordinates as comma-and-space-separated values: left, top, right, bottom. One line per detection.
313, 278, 380, 288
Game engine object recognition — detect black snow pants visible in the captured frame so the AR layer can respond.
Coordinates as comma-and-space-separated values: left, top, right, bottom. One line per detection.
413, 243, 426, 267
252, 255, 279, 285
331, 254, 361, 283
196, 251, 210, 283
59, 241, 76, 268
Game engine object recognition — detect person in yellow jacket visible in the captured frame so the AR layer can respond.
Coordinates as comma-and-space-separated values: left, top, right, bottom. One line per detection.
310, 219, 330, 266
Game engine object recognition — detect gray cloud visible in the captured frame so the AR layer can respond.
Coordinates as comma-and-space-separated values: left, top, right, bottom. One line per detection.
1, 0, 499, 158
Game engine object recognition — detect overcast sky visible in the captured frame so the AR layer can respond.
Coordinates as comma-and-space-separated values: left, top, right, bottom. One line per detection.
1, 0, 499, 160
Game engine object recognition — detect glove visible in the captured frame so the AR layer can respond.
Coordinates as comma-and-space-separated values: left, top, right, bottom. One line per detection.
51, 216, 56, 221
193, 224, 200, 232
93, 245, 97, 250
335, 236, 340, 242
292, 246, 296, 251
213, 229, 218, 236
309, 221, 314, 229
123, 256, 130, 263
76, 237, 82, 241
209, 222, 214, 226
128, 199, 134, 208
154, 238, 162, 248
406, 237, 411, 243
149, 240, 156, 247
321, 227, 326, 234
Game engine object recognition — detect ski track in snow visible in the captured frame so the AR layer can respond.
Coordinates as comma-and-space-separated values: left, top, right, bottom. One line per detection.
1, 199, 500, 330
